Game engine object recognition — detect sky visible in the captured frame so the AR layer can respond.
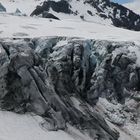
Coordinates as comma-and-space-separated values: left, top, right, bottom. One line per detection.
112, 0, 133, 4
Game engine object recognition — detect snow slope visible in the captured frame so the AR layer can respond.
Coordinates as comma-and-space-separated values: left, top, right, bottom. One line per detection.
124, 0, 140, 15
0, 109, 134, 140
0, 111, 72, 140
0, 111, 92, 140
1, 0, 140, 31
0, 0, 112, 24
0, 13, 140, 42
0, 0, 44, 15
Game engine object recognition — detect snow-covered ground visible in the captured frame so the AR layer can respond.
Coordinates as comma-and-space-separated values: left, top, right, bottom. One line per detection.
0, 0, 140, 42
0, 110, 92, 140
0, 111, 72, 140
0, 105, 137, 140
0, 13, 140, 43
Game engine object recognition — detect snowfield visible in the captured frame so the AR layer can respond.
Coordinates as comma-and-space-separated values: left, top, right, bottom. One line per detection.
0, 0, 44, 15
0, 102, 138, 140
0, 13, 140, 43
0, 111, 77, 140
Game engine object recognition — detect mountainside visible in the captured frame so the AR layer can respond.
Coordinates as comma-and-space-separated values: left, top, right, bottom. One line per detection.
124, 0, 140, 15
31, 0, 140, 31
0, 12, 140, 40
1, 0, 140, 31
0, 0, 140, 140
0, 0, 44, 15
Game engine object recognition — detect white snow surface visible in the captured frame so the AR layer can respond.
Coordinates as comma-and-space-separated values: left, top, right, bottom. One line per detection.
0, 0, 44, 15
0, 0, 140, 42
0, 13, 140, 42
0, 102, 136, 140
0, 110, 91, 140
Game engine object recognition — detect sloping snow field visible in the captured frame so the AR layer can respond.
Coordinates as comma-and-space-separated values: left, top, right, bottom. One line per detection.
0, 110, 93, 140
0, 111, 76, 140
0, 13, 140, 43
0, 0, 44, 15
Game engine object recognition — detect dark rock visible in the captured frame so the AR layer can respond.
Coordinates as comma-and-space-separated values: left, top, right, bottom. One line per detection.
13, 8, 25, 16
85, 0, 140, 31
30, 0, 140, 31
15, 8, 21, 14
0, 3, 6, 12
87, 10, 93, 16
30, 0, 72, 16
42, 11, 60, 20
31, 0, 140, 31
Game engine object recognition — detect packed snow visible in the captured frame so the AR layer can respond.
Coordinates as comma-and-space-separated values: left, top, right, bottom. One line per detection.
0, 0, 44, 15
0, 101, 138, 140
0, 111, 73, 140
0, 110, 92, 140
0, 13, 140, 43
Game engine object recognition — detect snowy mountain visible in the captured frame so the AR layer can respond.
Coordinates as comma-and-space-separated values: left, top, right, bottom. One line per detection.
30, 0, 140, 31
124, 0, 140, 15
0, 0, 44, 15
1, 0, 140, 31
0, 0, 140, 140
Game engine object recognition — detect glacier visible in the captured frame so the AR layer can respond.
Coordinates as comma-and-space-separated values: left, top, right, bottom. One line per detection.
0, 0, 140, 140
0, 37, 140, 140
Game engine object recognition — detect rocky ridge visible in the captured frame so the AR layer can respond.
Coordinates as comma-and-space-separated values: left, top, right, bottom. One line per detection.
31, 0, 140, 31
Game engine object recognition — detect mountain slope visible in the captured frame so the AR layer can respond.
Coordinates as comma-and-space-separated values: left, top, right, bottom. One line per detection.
0, 0, 44, 15
0, 13, 140, 41
124, 0, 140, 15
0, 111, 79, 140
0, 0, 140, 140
1, 0, 140, 31
30, 0, 140, 31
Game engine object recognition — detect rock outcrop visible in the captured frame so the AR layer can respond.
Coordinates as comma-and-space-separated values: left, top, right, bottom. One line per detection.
0, 3, 6, 12
42, 11, 60, 20
30, 0, 72, 16
86, 0, 140, 31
